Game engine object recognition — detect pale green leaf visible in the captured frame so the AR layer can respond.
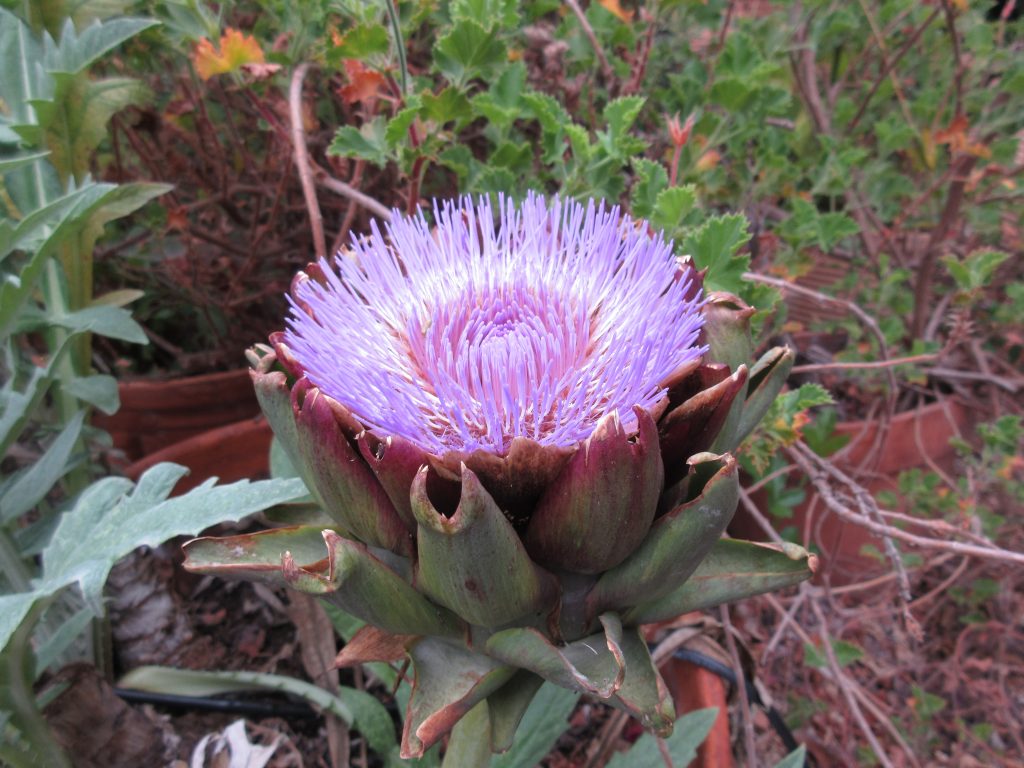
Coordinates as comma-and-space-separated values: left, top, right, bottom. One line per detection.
43, 18, 158, 75
63, 374, 119, 414
0, 9, 49, 128
118, 666, 397, 759
491, 683, 579, 768
606, 707, 719, 768
90, 288, 144, 307
0, 410, 85, 524
0, 151, 51, 174
0, 470, 308, 652
0, 182, 169, 337
51, 305, 146, 343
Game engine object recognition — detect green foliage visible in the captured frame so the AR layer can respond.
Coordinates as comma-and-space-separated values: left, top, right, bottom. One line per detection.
490, 683, 580, 768
681, 213, 751, 294
741, 384, 834, 475
605, 707, 719, 767
804, 638, 864, 670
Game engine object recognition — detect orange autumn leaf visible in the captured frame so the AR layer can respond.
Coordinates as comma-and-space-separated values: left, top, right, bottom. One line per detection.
695, 148, 721, 172
193, 28, 266, 81
934, 114, 991, 159
338, 59, 386, 105
598, 0, 634, 23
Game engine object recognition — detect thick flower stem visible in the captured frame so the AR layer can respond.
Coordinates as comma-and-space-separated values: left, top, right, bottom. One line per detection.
441, 699, 492, 768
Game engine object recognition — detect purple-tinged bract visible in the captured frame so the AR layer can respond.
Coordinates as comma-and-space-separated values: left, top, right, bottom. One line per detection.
284, 193, 707, 455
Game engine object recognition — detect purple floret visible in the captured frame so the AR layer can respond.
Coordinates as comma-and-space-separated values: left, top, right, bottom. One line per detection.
284, 193, 707, 455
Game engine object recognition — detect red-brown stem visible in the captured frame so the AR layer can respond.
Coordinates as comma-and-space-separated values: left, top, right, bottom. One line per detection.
846, 8, 940, 134
909, 154, 977, 339
669, 144, 683, 187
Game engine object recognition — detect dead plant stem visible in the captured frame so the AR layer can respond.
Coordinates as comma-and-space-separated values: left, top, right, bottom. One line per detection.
289, 63, 326, 259
790, 353, 939, 375
811, 601, 896, 768
720, 605, 757, 767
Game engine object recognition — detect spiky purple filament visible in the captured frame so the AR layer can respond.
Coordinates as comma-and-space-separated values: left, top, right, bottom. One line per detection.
284, 194, 707, 455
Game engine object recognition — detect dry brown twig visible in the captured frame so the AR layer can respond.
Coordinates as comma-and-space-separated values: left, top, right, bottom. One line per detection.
720, 605, 757, 767
288, 63, 326, 260
742, 271, 900, 406
809, 600, 896, 768
788, 442, 1024, 568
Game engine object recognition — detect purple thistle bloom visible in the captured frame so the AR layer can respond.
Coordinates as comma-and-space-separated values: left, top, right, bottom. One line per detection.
284, 193, 707, 455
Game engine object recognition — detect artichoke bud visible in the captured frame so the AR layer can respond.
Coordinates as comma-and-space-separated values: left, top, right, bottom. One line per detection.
184, 195, 816, 760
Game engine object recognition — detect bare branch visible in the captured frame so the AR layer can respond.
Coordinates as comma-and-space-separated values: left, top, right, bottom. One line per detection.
289, 63, 326, 260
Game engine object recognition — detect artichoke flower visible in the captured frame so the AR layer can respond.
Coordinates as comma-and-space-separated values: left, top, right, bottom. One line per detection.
183, 194, 814, 758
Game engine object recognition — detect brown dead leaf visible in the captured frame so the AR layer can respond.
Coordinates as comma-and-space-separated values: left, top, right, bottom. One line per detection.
336, 624, 415, 667
338, 59, 386, 106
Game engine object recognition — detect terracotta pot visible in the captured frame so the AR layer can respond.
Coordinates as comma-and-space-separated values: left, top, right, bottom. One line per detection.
94, 369, 259, 462
735, 398, 970, 583
123, 416, 273, 494
660, 656, 734, 768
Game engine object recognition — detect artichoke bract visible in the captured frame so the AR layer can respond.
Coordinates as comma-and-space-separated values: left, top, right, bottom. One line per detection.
183, 194, 815, 758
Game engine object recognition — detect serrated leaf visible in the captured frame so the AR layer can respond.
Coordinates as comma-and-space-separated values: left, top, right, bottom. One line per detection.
192, 28, 265, 80
0, 470, 308, 654
710, 76, 752, 110
451, 0, 519, 29
603, 96, 645, 139
437, 144, 473, 180
33, 74, 147, 182
433, 20, 506, 87
789, 383, 833, 410
421, 87, 472, 126
944, 249, 1010, 292
384, 100, 421, 149
630, 158, 668, 220
522, 91, 571, 133
651, 185, 698, 235
681, 213, 751, 294
43, 17, 157, 75
328, 119, 389, 168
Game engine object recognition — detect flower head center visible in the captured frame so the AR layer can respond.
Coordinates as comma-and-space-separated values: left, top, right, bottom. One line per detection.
406, 280, 590, 446
284, 194, 707, 455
